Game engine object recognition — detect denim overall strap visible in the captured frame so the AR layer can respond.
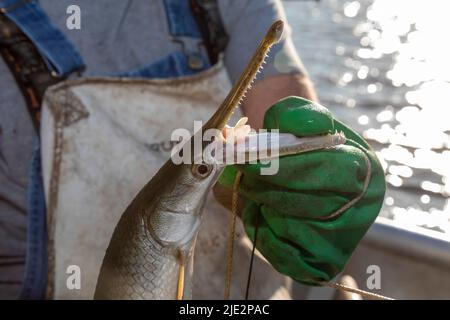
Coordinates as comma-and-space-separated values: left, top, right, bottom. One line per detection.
19, 138, 48, 300
163, 0, 202, 38
120, 0, 210, 79
0, 0, 85, 76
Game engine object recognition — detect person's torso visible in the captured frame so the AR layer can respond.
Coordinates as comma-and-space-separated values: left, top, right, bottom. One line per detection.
39, 0, 204, 76
0, 0, 208, 297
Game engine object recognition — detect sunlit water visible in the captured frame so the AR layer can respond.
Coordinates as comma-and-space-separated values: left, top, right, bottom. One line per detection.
284, 0, 450, 235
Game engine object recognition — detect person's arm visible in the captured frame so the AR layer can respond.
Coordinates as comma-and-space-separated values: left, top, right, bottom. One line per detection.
216, 2, 385, 287
218, 0, 317, 129
241, 73, 318, 129
213, 72, 319, 212
214, 0, 319, 209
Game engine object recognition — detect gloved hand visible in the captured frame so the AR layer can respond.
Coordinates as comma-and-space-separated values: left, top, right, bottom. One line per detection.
218, 96, 386, 285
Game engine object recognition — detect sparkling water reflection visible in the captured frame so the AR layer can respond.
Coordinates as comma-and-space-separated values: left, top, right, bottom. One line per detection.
284, 0, 450, 234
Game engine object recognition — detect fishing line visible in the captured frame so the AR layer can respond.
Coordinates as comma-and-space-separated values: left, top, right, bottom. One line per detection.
319, 280, 394, 300
177, 264, 185, 300
245, 209, 260, 300
224, 171, 243, 299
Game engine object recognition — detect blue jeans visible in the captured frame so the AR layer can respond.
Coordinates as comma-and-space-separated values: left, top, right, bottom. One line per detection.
0, 0, 210, 299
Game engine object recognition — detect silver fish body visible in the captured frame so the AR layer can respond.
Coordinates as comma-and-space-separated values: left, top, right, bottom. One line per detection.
94, 161, 224, 299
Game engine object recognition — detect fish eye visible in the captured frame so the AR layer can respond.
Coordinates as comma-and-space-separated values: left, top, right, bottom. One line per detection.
191, 163, 212, 179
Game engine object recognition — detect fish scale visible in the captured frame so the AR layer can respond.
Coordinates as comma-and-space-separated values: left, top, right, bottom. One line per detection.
96, 209, 180, 299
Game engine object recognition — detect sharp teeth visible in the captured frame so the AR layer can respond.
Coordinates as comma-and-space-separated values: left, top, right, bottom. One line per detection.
232, 47, 271, 110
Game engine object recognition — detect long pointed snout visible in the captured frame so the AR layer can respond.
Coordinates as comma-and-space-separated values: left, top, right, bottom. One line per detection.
202, 20, 285, 133
206, 131, 346, 166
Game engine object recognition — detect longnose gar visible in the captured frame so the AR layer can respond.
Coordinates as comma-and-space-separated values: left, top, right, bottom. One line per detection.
94, 20, 345, 300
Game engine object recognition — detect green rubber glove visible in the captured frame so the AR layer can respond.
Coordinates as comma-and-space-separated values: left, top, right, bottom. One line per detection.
219, 96, 386, 285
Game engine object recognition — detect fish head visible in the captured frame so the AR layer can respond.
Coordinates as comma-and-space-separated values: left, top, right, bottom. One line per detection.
145, 159, 224, 251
